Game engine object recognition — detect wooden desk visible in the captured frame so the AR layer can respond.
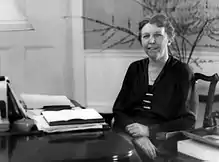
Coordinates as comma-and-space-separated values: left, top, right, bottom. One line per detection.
1, 127, 215, 162
0, 130, 202, 162
0, 130, 137, 162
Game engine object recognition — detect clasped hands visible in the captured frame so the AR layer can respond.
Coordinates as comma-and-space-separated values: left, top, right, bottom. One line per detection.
126, 123, 149, 137
126, 123, 157, 159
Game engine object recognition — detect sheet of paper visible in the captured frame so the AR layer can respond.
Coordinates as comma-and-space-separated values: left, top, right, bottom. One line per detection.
41, 108, 103, 123
20, 93, 75, 109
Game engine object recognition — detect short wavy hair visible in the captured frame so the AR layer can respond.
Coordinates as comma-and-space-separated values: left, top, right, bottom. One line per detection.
138, 13, 175, 44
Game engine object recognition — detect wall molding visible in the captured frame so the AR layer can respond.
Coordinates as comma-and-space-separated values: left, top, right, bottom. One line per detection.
84, 49, 219, 58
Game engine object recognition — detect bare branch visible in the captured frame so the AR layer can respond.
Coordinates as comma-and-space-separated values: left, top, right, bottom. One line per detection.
177, 34, 193, 46
101, 28, 111, 36
209, 29, 219, 36
85, 27, 111, 33
82, 16, 138, 37
187, 20, 208, 64
181, 37, 185, 61
102, 35, 132, 50
128, 39, 136, 47
132, 0, 153, 13
172, 37, 182, 60
208, 34, 219, 41
120, 38, 137, 47
120, 38, 135, 44
197, 44, 219, 48
102, 29, 117, 44
190, 58, 203, 69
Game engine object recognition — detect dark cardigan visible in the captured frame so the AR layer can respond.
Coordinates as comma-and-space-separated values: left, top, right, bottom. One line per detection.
113, 55, 196, 137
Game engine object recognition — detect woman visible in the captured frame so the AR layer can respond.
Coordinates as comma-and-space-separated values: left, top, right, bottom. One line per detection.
113, 13, 196, 160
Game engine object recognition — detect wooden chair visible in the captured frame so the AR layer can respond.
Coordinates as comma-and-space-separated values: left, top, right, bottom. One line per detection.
153, 72, 219, 140
192, 73, 219, 128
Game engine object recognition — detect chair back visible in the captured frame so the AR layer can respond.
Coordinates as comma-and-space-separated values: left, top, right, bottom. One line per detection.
190, 73, 219, 128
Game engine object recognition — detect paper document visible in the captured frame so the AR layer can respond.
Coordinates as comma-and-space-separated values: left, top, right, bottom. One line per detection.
25, 107, 82, 120
178, 139, 219, 161
41, 108, 103, 123
20, 93, 75, 109
33, 115, 104, 133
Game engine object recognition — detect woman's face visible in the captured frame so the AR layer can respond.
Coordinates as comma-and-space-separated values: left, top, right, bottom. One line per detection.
140, 23, 169, 61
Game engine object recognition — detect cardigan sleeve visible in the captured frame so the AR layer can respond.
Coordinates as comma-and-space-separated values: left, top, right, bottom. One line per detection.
113, 63, 136, 129
148, 64, 196, 137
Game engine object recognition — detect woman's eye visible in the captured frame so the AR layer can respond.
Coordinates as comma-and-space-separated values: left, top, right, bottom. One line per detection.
154, 33, 162, 38
142, 35, 150, 39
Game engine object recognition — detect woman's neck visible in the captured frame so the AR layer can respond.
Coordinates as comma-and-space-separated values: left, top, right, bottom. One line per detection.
149, 54, 169, 67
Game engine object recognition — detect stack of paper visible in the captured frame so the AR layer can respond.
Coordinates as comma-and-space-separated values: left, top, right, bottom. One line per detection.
41, 108, 104, 126
178, 138, 219, 161
33, 115, 104, 133
33, 108, 106, 133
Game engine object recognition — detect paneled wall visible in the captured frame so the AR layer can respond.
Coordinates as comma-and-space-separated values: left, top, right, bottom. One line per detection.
0, 0, 73, 98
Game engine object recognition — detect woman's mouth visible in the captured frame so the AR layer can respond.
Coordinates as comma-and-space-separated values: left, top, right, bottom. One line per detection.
147, 46, 159, 51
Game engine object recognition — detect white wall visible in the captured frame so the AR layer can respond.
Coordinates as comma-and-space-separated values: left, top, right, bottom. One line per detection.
85, 50, 144, 112
0, 0, 73, 98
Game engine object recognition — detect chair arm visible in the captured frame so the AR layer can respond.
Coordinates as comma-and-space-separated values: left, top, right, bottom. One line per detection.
156, 131, 182, 140
111, 117, 115, 127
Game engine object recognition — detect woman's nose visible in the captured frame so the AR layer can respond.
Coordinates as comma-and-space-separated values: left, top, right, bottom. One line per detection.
149, 36, 155, 43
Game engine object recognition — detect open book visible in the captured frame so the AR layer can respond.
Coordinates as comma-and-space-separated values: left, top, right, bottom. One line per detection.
41, 108, 105, 126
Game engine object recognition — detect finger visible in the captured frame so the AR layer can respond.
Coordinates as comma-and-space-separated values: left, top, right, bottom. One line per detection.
126, 125, 138, 132
126, 125, 135, 131
127, 126, 138, 133
141, 146, 154, 159
149, 144, 157, 159
126, 123, 136, 128
147, 141, 156, 155
135, 139, 151, 158
137, 139, 157, 159
129, 130, 139, 137
131, 131, 140, 137
147, 146, 157, 159
151, 147, 157, 159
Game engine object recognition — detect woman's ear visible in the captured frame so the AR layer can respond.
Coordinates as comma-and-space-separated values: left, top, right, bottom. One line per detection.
167, 39, 172, 46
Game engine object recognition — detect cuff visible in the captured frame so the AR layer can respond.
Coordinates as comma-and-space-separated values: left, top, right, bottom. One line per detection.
149, 124, 160, 138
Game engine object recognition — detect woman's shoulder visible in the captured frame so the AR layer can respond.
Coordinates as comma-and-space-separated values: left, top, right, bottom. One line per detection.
129, 57, 149, 68
171, 56, 192, 71
170, 56, 193, 78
